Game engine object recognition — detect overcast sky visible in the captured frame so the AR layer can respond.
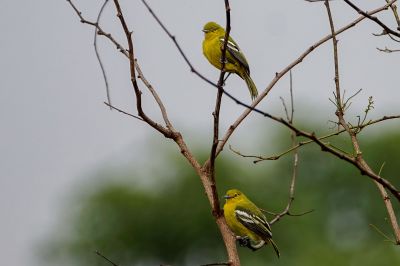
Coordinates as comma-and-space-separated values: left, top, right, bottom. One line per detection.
1, 1, 399, 265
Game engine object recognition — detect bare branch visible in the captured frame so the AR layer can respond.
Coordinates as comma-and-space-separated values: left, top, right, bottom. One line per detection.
139, 1, 240, 264
209, 0, 231, 217
137, 0, 396, 170
111, 0, 175, 140
68, 0, 175, 135
67, 0, 128, 56
225, 103, 400, 200
343, 0, 400, 37
325, 0, 400, 244
208, 2, 241, 264
374, 180, 400, 244
230, 113, 400, 163
216, 1, 396, 157
67, 1, 206, 177
377, 46, 400, 52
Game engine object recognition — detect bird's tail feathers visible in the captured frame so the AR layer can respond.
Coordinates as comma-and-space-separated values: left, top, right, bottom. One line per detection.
269, 239, 280, 258
241, 71, 258, 101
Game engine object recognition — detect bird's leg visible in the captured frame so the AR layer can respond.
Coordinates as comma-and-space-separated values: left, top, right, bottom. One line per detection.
223, 73, 231, 85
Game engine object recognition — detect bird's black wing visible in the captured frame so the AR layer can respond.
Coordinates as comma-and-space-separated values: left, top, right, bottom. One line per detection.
219, 37, 250, 75
235, 206, 272, 239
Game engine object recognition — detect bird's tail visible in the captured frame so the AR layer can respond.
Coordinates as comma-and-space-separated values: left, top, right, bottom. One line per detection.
269, 239, 280, 258
241, 71, 258, 101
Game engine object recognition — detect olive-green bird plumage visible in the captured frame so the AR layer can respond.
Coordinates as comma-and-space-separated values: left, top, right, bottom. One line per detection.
224, 189, 280, 257
202, 22, 258, 100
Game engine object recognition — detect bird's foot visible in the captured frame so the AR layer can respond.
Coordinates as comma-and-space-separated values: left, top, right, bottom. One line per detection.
236, 236, 263, 251
236, 236, 250, 247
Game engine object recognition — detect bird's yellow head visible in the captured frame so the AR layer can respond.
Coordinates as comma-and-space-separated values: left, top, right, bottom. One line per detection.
202, 21, 223, 34
224, 189, 246, 203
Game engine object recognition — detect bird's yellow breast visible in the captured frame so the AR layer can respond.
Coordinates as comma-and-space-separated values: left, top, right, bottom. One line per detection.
223, 200, 261, 242
202, 31, 239, 74
202, 33, 223, 70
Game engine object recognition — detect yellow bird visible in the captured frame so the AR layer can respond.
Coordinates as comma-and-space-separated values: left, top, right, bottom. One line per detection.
202, 22, 258, 100
223, 189, 280, 257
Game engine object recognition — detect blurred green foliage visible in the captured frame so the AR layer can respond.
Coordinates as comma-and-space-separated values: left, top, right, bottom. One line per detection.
42, 130, 400, 265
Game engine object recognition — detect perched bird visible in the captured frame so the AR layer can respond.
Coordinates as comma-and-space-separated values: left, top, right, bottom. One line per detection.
223, 189, 280, 257
202, 22, 258, 100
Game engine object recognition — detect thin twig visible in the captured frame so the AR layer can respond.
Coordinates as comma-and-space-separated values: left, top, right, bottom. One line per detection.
200, 263, 230, 266
379, 162, 386, 176
67, 0, 128, 57
112, 0, 173, 139
377, 47, 400, 52
387, 33, 400, 42
343, 88, 363, 110
289, 70, 294, 123
261, 208, 314, 217
95, 250, 119, 266
369, 224, 397, 244
279, 97, 290, 121
270, 74, 299, 224
134, 59, 174, 130
324, 1, 342, 114
385, 0, 400, 29
103, 102, 143, 120
229, 115, 400, 163
270, 71, 309, 224
94, 0, 112, 109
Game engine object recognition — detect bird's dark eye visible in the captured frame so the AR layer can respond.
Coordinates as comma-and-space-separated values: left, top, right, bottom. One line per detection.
234, 193, 238, 197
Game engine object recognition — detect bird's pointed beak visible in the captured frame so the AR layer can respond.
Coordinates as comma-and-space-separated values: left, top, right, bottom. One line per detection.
224, 195, 232, 199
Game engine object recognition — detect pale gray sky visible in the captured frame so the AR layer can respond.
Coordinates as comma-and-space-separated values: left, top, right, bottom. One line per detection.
0, 1, 399, 265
